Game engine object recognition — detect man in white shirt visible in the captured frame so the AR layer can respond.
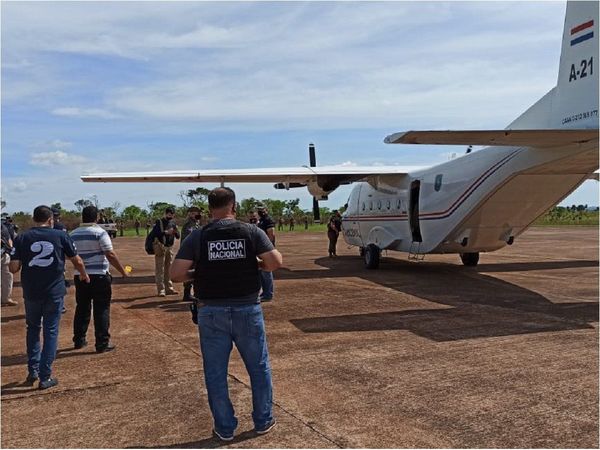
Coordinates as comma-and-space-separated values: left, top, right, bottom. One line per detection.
70, 206, 129, 353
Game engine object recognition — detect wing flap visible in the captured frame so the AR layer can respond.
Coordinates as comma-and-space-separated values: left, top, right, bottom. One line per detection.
384, 129, 599, 147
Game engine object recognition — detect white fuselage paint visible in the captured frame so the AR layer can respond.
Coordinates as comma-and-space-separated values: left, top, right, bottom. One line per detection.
341, 141, 597, 255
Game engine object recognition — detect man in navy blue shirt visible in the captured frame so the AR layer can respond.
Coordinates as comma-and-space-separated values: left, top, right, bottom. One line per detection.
9, 205, 89, 390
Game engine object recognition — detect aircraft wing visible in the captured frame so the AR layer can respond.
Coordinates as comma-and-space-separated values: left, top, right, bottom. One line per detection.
81, 165, 423, 184
384, 129, 599, 147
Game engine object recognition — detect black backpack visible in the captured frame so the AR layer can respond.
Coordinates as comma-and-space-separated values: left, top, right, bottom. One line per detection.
144, 220, 164, 255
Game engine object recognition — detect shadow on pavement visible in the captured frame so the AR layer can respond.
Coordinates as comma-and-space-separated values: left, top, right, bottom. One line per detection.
1, 314, 25, 323
2, 348, 98, 368
285, 256, 598, 342
135, 429, 259, 448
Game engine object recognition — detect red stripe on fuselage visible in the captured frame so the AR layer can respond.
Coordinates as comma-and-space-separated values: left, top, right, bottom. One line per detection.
571, 20, 594, 35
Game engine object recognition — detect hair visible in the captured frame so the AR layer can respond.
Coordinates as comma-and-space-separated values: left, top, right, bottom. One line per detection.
187, 206, 201, 213
208, 187, 236, 210
33, 205, 53, 223
165, 207, 175, 215
82, 205, 98, 223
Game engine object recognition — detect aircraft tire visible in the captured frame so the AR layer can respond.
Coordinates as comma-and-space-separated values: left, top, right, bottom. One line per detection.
364, 244, 380, 269
460, 252, 479, 266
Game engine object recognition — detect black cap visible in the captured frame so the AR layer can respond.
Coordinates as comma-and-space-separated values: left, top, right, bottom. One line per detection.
51, 207, 61, 217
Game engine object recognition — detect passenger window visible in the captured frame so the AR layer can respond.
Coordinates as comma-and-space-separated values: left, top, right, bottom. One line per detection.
377, 200, 382, 210
435, 174, 443, 192
369, 201, 373, 210
386, 200, 391, 210
397, 199, 402, 209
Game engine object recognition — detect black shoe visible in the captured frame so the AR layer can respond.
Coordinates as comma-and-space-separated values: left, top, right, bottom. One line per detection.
259, 296, 273, 302
255, 419, 276, 435
96, 343, 116, 353
25, 374, 38, 386
182, 295, 198, 303
74, 340, 88, 350
39, 377, 58, 390
212, 429, 234, 442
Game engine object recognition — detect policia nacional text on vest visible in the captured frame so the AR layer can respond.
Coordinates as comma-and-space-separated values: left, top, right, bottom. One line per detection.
194, 221, 261, 302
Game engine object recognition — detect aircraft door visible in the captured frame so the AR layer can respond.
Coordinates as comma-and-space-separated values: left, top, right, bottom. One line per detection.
409, 180, 423, 242
341, 184, 362, 245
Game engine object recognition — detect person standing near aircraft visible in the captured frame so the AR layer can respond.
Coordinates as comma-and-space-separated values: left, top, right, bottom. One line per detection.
327, 211, 342, 257
170, 187, 282, 441
181, 206, 202, 302
1, 222, 15, 306
152, 207, 180, 297
257, 205, 276, 301
52, 208, 67, 232
134, 218, 141, 236
70, 205, 129, 353
9, 205, 90, 389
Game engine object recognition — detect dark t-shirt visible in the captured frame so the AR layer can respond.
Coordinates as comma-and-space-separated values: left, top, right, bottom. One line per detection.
258, 215, 275, 233
11, 227, 77, 300
53, 222, 67, 232
153, 218, 180, 247
177, 219, 273, 261
176, 219, 274, 303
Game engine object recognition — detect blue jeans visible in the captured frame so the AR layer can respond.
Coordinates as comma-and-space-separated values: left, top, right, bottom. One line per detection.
259, 271, 274, 299
198, 303, 273, 436
24, 296, 64, 380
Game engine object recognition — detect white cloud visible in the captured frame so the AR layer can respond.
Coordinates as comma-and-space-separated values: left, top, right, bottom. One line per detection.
200, 156, 219, 162
30, 151, 87, 167
51, 107, 119, 119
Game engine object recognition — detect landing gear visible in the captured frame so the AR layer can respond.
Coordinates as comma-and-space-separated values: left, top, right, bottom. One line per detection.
359, 247, 365, 257
364, 244, 380, 270
460, 252, 479, 266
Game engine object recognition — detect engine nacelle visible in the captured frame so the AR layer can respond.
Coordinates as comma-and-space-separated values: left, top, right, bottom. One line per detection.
307, 180, 335, 199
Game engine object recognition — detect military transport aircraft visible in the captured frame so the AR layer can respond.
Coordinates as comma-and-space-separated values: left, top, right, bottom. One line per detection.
83, 1, 599, 269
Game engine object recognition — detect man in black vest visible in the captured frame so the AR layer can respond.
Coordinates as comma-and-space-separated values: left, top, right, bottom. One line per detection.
170, 187, 282, 442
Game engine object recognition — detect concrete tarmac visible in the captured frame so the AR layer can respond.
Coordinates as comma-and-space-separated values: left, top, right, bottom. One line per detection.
1, 226, 598, 448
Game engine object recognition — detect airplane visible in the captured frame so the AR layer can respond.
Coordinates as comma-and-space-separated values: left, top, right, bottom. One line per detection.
82, 1, 599, 270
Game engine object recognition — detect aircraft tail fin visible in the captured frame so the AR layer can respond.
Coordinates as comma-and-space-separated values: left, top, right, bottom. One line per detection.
510, 1, 598, 130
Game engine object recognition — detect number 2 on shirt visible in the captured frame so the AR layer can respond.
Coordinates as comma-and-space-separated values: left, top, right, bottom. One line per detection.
29, 241, 55, 267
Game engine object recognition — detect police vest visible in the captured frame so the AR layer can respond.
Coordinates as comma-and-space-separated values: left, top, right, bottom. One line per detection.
194, 221, 261, 301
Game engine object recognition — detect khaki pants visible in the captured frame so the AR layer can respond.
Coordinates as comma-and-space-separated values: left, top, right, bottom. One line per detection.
1, 253, 14, 303
153, 242, 174, 293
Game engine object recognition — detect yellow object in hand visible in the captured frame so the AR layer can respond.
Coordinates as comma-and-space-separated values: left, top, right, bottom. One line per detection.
125, 265, 133, 274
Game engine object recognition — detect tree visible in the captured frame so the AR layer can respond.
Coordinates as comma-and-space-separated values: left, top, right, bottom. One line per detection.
147, 201, 176, 218
74, 198, 93, 212
239, 197, 262, 217
122, 205, 144, 220
50, 202, 62, 211
179, 187, 210, 208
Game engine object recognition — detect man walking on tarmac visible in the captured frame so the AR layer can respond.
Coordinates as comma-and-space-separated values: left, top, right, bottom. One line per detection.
9, 205, 90, 389
170, 187, 282, 442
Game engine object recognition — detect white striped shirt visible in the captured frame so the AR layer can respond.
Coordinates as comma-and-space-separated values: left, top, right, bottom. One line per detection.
70, 223, 113, 275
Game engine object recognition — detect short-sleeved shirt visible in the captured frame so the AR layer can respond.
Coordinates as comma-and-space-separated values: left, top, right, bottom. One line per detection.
70, 224, 113, 275
258, 215, 275, 233
177, 219, 274, 262
11, 227, 77, 299
176, 219, 274, 303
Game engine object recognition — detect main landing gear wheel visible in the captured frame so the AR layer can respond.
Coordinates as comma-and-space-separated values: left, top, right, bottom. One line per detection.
364, 244, 380, 270
460, 252, 479, 266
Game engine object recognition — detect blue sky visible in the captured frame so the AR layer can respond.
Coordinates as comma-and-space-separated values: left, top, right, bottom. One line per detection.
2, 1, 597, 214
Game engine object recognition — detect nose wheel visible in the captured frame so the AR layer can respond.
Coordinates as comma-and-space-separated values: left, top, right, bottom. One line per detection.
364, 244, 380, 269
460, 252, 479, 266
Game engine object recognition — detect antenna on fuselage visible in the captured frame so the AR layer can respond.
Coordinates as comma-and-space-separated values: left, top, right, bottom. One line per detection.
309, 143, 321, 223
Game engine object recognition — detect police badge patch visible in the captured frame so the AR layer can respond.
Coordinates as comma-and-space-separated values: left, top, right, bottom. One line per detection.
208, 239, 246, 261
